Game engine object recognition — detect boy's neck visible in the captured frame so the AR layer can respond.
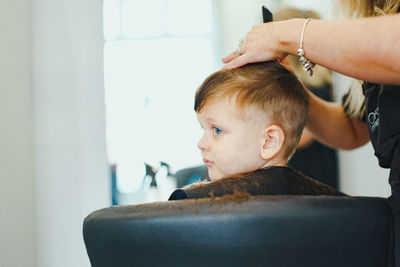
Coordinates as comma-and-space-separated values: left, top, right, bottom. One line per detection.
260, 158, 287, 169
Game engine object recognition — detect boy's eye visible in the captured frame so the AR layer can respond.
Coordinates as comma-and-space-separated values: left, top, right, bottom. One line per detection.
213, 127, 222, 135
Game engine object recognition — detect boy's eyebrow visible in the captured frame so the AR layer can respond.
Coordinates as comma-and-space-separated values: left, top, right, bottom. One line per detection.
203, 117, 222, 126
205, 117, 216, 122
197, 112, 216, 123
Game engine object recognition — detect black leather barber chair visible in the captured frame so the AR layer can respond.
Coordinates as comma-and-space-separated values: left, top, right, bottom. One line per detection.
83, 195, 391, 267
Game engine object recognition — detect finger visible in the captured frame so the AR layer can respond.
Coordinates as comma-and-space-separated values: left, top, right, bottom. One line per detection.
222, 54, 250, 70
222, 50, 240, 63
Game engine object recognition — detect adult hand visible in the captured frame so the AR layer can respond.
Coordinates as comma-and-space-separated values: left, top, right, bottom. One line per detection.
222, 20, 302, 70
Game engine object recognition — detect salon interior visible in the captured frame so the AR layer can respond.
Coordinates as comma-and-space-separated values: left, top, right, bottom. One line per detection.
1, 0, 392, 266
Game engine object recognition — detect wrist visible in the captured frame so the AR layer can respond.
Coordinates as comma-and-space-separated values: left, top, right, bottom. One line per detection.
278, 18, 306, 57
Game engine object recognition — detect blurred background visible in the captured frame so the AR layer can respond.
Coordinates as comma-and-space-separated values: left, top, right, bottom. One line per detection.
0, 0, 390, 266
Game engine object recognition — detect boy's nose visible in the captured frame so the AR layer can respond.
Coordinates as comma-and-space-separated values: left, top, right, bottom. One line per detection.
197, 135, 209, 151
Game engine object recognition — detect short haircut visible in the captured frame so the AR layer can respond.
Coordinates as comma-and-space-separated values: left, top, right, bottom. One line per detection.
194, 61, 309, 159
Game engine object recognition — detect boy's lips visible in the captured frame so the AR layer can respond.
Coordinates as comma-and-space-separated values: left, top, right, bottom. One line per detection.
203, 158, 214, 167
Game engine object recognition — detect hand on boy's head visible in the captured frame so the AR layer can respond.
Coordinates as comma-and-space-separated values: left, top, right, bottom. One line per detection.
221, 53, 252, 70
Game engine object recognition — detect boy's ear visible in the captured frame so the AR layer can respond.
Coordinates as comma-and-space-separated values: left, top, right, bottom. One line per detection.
260, 124, 285, 160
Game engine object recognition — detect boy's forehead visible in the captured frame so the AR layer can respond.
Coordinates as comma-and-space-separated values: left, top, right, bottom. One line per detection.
198, 95, 270, 123
199, 94, 237, 112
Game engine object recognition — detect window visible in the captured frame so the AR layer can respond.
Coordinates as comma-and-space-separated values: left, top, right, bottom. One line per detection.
103, 0, 217, 196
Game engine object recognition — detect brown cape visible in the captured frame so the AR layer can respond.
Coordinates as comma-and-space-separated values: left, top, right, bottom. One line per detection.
169, 166, 345, 200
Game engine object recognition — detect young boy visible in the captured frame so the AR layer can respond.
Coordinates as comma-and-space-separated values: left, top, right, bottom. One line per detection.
169, 61, 344, 200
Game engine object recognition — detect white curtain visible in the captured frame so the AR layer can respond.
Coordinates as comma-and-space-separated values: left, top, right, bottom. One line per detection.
32, 0, 110, 266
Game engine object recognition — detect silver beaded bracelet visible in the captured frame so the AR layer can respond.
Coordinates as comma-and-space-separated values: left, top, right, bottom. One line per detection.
297, 18, 315, 76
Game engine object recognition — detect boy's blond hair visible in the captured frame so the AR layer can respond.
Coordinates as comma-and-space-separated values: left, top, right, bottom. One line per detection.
194, 61, 309, 159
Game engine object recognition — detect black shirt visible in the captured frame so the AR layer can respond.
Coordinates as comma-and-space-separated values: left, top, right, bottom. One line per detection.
363, 82, 400, 168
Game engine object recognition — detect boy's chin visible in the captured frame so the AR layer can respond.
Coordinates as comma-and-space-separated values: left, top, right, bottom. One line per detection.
208, 170, 232, 181
208, 171, 224, 181
208, 167, 259, 181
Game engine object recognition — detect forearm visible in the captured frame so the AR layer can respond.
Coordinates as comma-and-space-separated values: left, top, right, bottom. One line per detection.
306, 89, 370, 150
280, 15, 400, 84
297, 127, 314, 149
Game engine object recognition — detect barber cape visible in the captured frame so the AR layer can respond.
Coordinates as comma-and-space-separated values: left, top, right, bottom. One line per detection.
169, 166, 345, 200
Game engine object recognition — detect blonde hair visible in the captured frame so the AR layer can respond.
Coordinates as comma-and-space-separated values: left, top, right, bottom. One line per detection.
274, 7, 332, 89
339, 0, 400, 118
340, 0, 400, 17
343, 80, 366, 119
194, 61, 309, 159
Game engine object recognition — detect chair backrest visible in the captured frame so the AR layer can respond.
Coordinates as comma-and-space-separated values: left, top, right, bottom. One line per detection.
174, 165, 208, 187
83, 195, 391, 267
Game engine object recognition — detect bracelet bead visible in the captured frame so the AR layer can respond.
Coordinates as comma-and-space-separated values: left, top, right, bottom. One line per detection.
298, 18, 315, 76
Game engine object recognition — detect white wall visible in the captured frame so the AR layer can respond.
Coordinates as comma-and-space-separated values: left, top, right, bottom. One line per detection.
339, 145, 390, 196
216, 0, 266, 59
0, 0, 37, 267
